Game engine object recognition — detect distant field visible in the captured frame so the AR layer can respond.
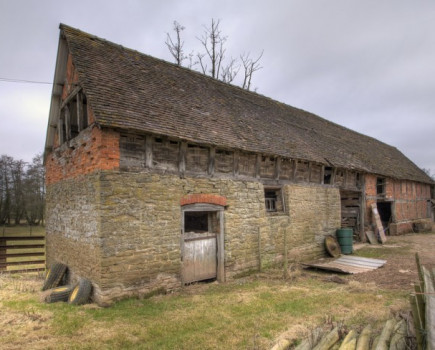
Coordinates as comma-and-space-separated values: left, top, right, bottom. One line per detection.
0, 225, 45, 272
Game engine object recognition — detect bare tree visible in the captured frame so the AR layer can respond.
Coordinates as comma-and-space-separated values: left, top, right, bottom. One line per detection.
197, 19, 227, 79
165, 18, 264, 90
240, 51, 263, 91
24, 154, 45, 225
0, 154, 45, 227
165, 21, 186, 66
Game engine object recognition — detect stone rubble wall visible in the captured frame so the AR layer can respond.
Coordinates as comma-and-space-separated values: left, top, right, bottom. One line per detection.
45, 173, 102, 284
47, 170, 341, 305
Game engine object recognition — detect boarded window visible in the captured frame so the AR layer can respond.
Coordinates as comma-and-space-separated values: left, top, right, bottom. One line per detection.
186, 144, 208, 173
120, 134, 145, 169
295, 161, 309, 182
260, 156, 276, 179
346, 171, 357, 188
153, 138, 179, 171
279, 158, 293, 180
264, 187, 284, 213
215, 149, 233, 174
335, 170, 345, 187
310, 163, 322, 183
238, 152, 256, 177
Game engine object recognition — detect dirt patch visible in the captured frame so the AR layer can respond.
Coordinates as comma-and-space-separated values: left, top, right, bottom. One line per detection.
350, 233, 435, 290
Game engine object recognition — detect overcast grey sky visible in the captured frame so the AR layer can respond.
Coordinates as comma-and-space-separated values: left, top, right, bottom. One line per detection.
1, 0, 434, 176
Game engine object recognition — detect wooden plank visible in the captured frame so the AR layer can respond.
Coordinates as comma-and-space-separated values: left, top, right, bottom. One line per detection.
423, 266, 435, 350
371, 203, 387, 243
2, 267, 45, 274
0, 260, 45, 267
0, 236, 45, 241
3, 252, 45, 258
0, 244, 45, 249
365, 231, 378, 244
60, 85, 81, 109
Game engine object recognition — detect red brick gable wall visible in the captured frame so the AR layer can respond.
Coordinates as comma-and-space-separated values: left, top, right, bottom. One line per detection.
364, 174, 431, 234
46, 126, 119, 185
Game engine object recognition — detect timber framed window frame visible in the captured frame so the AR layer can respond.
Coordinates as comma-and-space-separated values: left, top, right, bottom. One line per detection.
264, 186, 285, 213
376, 177, 386, 197
57, 87, 88, 145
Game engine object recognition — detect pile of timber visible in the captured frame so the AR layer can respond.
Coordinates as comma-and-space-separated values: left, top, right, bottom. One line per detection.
411, 253, 435, 350
271, 317, 413, 350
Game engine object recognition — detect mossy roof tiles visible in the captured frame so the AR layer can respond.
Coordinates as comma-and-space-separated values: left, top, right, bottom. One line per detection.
59, 24, 432, 184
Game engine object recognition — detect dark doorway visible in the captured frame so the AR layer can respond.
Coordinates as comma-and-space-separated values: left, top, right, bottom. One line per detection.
377, 201, 392, 234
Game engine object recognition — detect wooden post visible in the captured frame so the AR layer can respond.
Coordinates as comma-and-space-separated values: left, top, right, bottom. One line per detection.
179, 142, 187, 178
255, 154, 261, 179
64, 106, 71, 141
77, 92, 82, 132
218, 210, 225, 282
233, 150, 239, 177
275, 157, 281, 180
258, 227, 262, 272
320, 165, 325, 185
308, 162, 312, 182
57, 117, 64, 145
145, 135, 153, 168
360, 174, 366, 242
0, 238, 6, 272
292, 160, 298, 181
331, 167, 337, 185
208, 147, 215, 176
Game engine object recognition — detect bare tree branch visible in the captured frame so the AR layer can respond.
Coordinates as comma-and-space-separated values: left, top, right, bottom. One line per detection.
197, 19, 227, 79
240, 51, 264, 91
165, 21, 186, 66
220, 57, 239, 83
165, 18, 264, 90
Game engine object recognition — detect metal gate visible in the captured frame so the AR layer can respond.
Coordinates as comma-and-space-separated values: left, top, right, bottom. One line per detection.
182, 231, 217, 284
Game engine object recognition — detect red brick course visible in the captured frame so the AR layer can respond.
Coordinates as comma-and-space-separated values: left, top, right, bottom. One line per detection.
180, 194, 227, 207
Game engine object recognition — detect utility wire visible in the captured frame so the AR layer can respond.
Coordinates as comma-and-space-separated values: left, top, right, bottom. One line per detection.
0, 77, 52, 85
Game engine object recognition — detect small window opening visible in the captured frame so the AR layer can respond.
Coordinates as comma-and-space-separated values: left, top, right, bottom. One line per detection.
58, 90, 88, 144
264, 188, 284, 213
184, 212, 209, 232
376, 177, 386, 196
324, 167, 333, 184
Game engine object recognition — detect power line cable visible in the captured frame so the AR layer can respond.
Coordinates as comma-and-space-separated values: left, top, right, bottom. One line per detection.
0, 77, 52, 85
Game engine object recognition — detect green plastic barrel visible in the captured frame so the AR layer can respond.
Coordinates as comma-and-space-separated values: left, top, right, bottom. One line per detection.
336, 228, 353, 254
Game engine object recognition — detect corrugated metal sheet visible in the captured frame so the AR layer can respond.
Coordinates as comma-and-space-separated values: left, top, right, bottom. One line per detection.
303, 255, 387, 274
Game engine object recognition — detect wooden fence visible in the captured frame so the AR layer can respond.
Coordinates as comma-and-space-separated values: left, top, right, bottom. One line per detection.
0, 236, 45, 273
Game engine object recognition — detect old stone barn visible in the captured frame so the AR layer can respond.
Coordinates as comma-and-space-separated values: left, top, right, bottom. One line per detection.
44, 24, 433, 305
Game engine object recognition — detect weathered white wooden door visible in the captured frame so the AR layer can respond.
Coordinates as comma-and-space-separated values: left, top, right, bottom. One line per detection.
183, 232, 217, 283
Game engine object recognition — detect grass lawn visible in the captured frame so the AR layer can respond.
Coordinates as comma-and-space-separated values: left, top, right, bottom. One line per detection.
2, 232, 433, 349
0, 268, 408, 349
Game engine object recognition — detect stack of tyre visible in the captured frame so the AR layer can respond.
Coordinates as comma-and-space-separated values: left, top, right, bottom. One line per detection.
42, 262, 92, 305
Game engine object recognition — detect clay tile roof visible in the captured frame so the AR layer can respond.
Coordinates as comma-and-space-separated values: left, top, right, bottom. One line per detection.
59, 24, 432, 184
